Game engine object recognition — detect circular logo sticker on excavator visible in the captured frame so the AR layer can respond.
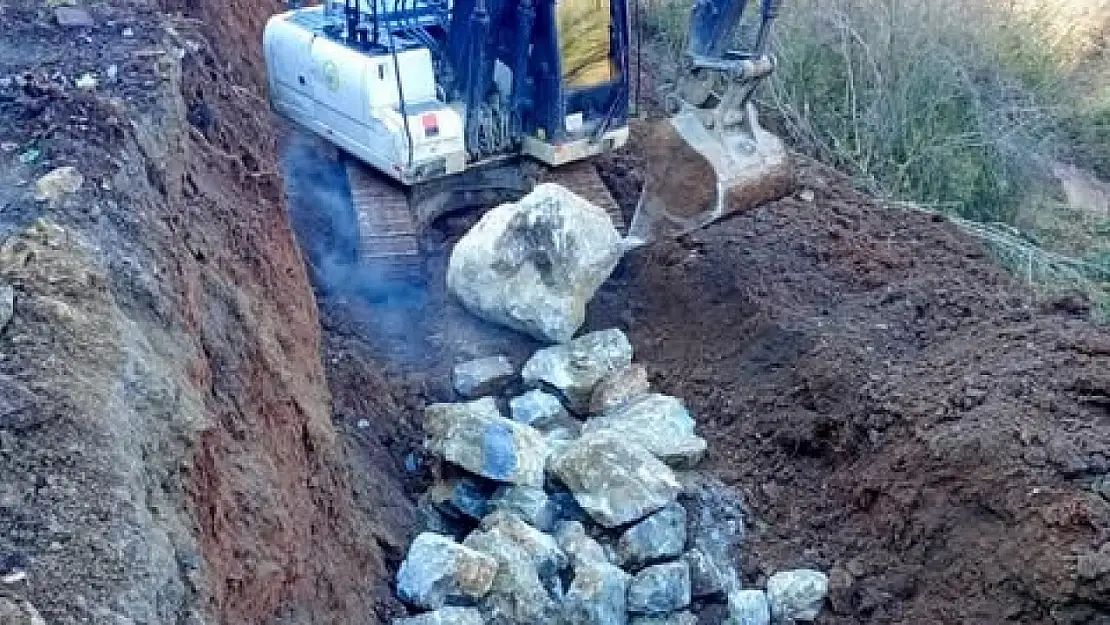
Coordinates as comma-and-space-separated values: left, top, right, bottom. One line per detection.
322, 60, 340, 92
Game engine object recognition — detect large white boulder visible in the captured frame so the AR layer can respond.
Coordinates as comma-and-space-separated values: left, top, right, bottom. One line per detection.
446, 183, 623, 343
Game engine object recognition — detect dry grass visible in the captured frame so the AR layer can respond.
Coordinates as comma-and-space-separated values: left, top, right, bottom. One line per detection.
638, 0, 1110, 316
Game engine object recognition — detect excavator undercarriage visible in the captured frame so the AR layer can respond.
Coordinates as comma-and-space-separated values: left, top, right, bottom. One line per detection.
345, 157, 625, 281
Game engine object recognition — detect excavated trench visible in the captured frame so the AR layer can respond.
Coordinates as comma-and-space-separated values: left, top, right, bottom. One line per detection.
2, 0, 1110, 621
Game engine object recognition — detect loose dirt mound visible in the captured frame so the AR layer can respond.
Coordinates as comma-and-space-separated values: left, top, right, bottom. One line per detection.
596, 157, 1110, 623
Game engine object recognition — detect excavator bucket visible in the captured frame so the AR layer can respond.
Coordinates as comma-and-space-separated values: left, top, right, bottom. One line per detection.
627, 101, 793, 245
624, 0, 791, 245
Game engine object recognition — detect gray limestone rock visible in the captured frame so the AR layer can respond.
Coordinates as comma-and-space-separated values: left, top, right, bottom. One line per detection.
424, 398, 548, 487
628, 561, 692, 615
583, 394, 706, 468
477, 511, 567, 578
549, 433, 681, 527
522, 329, 633, 412
727, 589, 770, 625
682, 548, 728, 598
589, 363, 650, 414
54, 6, 95, 27
766, 570, 829, 623
446, 183, 624, 343
463, 521, 562, 624
555, 520, 609, 567
428, 475, 497, 521
630, 611, 698, 625
617, 501, 687, 569
489, 484, 557, 532
0, 598, 46, 625
392, 606, 486, 625
508, 389, 571, 429
396, 533, 499, 610
680, 474, 745, 592
0, 285, 13, 332
563, 561, 631, 625
452, 356, 515, 398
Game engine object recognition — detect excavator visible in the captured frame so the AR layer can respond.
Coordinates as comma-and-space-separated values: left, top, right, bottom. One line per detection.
263, 0, 791, 277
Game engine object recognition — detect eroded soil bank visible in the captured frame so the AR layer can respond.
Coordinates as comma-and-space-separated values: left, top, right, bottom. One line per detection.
2, 0, 1109, 622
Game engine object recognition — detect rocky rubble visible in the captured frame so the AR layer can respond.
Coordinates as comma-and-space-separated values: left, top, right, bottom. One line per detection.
393, 329, 830, 624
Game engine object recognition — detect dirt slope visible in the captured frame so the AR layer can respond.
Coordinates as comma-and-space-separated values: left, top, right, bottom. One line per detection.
0, 0, 399, 622
594, 155, 1110, 624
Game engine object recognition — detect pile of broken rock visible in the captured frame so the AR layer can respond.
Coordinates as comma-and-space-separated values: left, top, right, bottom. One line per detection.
395, 329, 829, 625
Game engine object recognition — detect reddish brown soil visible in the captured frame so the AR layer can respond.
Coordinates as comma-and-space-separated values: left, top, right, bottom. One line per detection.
592, 156, 1110, 624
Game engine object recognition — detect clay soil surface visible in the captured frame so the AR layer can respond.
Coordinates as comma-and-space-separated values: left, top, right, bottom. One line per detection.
302, 146, 1110, 624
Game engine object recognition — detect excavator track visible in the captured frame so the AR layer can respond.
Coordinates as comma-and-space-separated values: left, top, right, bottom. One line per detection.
543, 161, 627, 234
345, 161, 424, 282
343, 158, 625, 281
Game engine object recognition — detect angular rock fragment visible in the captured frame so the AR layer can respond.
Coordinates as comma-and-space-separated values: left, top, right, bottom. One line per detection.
478, 510, 567, 578
446, 183, 624, 343
0, 598, 46, 625
522, 328, 633, 412
0, 285, 14, 332
682, 548, 728, 598
54, 6, 94, 27
680, 474, 746, 584
590, 363, 650, 414
727, 589, 770, 625
766, 569, 829, 622
617, 501, 687, 569
509, 389, 570, 429
452, 356, 515, 398
584, 393, 706, 468
489, 484, 557, 532
429, 475, 497, 520
550, 433, 681, 527
392, 606, 485, 625
630, 611, 698, 625
555, 520, 609, 567
34, 166, 83, 202
628, 561, 692, 615
424, 398, 548, 487
396, 533, 498, 610
563, 561, 631, 625
463, 521, 561, 624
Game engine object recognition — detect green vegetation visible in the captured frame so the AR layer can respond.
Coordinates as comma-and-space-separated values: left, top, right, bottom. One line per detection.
639, 0, 1110, 317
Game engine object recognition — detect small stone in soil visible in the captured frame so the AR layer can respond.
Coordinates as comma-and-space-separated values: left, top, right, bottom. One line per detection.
766, 569, 829, 622
54, 6, 95, 27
